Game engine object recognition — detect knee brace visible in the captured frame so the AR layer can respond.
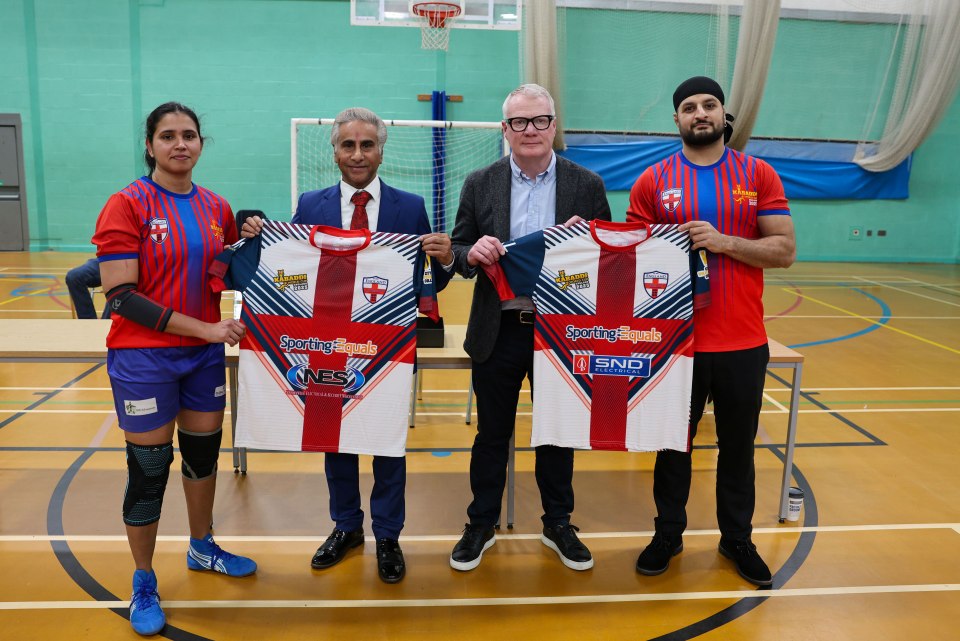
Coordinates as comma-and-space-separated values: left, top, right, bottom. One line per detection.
178, 428, 222, 481
123, 442, 174, 526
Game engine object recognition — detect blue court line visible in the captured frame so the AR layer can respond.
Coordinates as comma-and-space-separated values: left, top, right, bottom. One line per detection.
788, 287, 891, 349
10, 285, 65, 297
640, 453, 817, 641
0, 274, 56, 279
46, 449, 213, 641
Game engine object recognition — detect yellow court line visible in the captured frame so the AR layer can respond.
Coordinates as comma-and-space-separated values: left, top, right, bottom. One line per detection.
787, 288, 960, 356
0, 286, 60, 308
0, 277, 59, 284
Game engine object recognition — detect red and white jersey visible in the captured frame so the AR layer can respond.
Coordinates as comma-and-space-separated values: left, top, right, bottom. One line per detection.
483, 220, 709, 453
216, 221, 437, 456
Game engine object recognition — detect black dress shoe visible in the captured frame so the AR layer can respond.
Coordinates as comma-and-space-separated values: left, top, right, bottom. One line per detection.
376, 538, 405, 584
310, 528, 364, 569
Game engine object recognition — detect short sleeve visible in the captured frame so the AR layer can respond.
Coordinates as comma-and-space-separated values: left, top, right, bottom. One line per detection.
480, 229, 546, 301
756, 159, 790, 216
92, 193, 142, 258
627, 168, 661, 224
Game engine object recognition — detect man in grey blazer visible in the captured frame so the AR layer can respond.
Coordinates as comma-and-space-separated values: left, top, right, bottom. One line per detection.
448, 84, 611, 572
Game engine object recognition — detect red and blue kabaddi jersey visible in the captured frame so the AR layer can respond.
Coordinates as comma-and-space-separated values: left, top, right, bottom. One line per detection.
92, 177, 238, 348
483, 220, 709, 453
628, 148, 790, 352
210, 221, 439, 456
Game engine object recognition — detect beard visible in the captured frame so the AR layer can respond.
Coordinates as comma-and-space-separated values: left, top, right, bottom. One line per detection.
680, 123, 724, 147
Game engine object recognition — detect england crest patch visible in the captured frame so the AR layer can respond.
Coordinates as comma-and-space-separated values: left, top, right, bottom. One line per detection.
660, 188, 682, 213
643, 271, 669, 299
362, 276, 389, 303
148, 217, 168, 244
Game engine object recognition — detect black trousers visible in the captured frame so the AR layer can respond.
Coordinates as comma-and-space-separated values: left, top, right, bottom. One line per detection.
652, 344, 769, 540
466, 312, 575, 528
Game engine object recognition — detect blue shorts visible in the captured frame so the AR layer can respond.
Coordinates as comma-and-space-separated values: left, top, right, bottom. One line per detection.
107, 344, 227, 433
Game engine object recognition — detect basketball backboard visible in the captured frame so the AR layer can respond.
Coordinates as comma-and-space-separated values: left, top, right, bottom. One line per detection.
351, 0, 521, 30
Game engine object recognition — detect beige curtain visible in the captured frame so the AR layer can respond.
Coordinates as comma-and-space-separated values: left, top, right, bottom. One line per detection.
725, 0, 782, 150
855, 0, 960, 172
523, 0, 565, 149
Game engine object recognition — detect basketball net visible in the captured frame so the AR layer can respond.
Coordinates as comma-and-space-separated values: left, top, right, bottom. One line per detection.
412, 2, 461, 51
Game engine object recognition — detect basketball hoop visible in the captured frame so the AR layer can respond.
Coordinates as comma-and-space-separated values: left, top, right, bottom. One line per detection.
410, 1, 461, 51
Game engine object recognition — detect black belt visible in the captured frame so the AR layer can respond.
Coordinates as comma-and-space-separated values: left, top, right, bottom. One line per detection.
502, 309, 535, 325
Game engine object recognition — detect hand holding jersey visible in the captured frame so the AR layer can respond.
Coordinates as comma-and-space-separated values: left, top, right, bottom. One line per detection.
628, 76, 795, 587
92, 102, 257, 637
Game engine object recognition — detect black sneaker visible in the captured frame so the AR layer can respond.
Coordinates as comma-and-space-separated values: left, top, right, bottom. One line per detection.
450, 524, 496, 571
541, 523, 593, 571
635, 534, 683, 576
718, 537, 772, 586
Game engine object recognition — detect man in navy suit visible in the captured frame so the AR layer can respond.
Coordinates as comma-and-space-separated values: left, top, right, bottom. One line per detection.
242, 107, 453, 583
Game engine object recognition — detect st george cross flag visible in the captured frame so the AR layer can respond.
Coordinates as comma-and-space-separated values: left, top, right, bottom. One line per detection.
209, 221, 438, 456
482, 220, 709, 453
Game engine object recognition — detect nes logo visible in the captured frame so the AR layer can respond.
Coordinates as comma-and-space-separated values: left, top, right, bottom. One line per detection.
148, 217, 168, 244
573, 354, 651, 378
286, 364, 366, 393
660, 188, 682, 213
643, 271, 669, 299
362, 276, 388, 303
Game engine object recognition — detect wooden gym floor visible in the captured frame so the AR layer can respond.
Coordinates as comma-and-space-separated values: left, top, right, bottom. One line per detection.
0, 252, 958, 640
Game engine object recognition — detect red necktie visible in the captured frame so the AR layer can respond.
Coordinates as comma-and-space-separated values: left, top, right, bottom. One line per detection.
350, 190, 372, 230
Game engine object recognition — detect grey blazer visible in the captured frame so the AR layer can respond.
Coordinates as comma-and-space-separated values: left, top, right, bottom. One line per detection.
450, 154, 612, 363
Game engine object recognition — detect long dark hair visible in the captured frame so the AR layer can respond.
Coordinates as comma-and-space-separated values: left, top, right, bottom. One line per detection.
143, 102, 203, 173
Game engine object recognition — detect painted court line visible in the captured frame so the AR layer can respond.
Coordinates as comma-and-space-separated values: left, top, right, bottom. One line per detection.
853, 276, 960, 308
3, 522, 957, 543
764, 386, 960, 392
762, 391, 788, 413
901, 277, 960, 295
785, 289, 960, 356
9, 384, 953, 396
2, 584, 958, 610
0, 387, 114, 391
765, 314, 960, 319
10, 407, 959, 417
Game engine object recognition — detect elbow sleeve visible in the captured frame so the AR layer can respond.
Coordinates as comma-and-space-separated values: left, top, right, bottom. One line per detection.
105, 284, 173, 332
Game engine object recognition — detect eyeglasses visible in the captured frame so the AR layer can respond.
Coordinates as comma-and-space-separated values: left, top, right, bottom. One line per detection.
504, 115, 555, 132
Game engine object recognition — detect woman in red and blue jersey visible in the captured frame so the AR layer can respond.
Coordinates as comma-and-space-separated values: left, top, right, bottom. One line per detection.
92, 102, 256, 637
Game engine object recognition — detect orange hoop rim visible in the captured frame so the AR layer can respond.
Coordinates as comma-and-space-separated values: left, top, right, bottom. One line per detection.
411, 1, 461, 28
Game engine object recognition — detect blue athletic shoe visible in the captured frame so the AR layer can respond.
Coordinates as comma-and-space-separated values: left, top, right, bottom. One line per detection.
130, 569, 165, 636
187, 533, 257, 577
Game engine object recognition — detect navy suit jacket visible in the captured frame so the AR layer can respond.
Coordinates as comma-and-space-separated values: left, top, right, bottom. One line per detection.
292, 180, 451, 292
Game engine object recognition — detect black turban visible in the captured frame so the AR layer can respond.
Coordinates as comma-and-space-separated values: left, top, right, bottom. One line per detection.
672, 76, 725, 111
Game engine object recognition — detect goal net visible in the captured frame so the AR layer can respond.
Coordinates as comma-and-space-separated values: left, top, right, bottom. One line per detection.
292, 118, 505, 233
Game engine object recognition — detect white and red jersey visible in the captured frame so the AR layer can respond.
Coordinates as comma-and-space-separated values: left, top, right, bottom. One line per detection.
213, 221, 437, 456
483, 220, 709, 453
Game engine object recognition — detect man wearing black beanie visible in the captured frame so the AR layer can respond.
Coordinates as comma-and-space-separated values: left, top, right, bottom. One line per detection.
626, 76, 796, 586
